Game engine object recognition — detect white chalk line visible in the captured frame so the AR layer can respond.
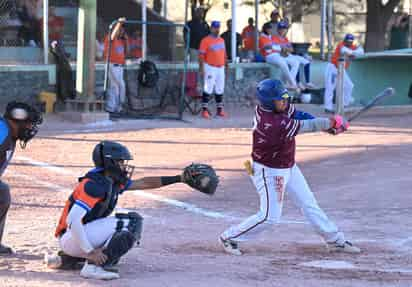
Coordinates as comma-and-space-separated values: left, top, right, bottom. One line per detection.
300, 260, 412, 275
12, 172, 72, 193
16, 156, 76, 176
14, 156, 306, 224
9, 171, 152, 219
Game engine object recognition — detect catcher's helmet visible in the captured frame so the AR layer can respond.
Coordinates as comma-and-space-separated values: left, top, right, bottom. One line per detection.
256, 79, 289, 110
92, 141, 134, 184
277, 20, 289, 30
4, 101, 42, 148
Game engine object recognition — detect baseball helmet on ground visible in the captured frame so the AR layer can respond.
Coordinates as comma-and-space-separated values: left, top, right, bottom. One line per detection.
300, 93, 312, 104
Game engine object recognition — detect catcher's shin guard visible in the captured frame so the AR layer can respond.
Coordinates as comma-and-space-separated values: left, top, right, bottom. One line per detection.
103, 212, 143, 267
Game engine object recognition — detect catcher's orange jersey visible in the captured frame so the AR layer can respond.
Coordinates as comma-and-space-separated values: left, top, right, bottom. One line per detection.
54, 178, 103, 238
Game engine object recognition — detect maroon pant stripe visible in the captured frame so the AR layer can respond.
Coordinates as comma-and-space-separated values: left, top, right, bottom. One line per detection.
227, 168, 270, 240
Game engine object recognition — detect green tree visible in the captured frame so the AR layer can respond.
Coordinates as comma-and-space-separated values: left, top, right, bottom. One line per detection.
365, 0, 401, 51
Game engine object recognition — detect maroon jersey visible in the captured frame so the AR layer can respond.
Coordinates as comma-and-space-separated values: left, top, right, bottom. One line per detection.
251, 104, 300, 168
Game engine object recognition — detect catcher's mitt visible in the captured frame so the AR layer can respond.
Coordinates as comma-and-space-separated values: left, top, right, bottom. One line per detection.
182, 163, 219, 195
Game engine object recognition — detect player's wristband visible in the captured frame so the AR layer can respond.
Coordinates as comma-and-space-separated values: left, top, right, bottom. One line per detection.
160, 175, 182, 186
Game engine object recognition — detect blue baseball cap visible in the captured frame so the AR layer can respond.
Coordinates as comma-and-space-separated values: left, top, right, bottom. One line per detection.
211, 21, 221, 28
277, 20, 289, 30
344, 33, 355, 42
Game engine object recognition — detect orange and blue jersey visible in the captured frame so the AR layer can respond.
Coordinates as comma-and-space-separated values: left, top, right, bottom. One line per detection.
259, 33, 278, 57
241, 25, 255, 51
104, 35, 126, 65
272, 35, 291, 48
331, 41, 357, 69
55, 168, 131, 238
128, 37, 143, 59
198, 34, 227, 67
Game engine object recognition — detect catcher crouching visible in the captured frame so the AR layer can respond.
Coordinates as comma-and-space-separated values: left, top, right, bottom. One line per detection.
45, 140, 218, 280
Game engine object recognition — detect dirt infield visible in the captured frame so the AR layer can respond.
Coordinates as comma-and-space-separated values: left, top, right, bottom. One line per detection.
1, 107, 411, 286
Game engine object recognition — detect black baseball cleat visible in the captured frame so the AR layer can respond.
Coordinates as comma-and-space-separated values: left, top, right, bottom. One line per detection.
327, 240, 361, 254
219, 237, 242, 256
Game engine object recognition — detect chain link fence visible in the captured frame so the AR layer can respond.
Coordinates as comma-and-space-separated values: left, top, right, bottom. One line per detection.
0, 0, 23, 47
0, 0, 78, 63
103, 20, 190, 119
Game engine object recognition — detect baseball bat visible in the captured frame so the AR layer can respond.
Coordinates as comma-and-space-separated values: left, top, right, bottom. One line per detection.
346, 87, 395, 123
330, 87, 395, 134
244, 160, 254, 176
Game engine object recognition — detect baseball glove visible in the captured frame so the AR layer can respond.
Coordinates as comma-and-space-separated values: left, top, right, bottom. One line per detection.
182, 163, 219, 195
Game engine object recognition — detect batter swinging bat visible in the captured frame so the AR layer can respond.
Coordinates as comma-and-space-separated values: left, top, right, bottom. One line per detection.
346, 87, 395, 123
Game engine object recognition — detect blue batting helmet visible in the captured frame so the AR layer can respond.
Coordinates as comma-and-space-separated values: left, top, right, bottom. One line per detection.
256, 79, 289, 110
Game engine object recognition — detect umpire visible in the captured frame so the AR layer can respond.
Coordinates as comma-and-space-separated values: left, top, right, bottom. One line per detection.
0, 101, 42, 254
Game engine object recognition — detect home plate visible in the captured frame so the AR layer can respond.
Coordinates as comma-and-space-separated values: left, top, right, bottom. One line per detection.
299, 260, 356, 270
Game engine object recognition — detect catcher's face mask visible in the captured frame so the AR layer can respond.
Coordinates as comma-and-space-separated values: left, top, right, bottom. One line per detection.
114, 159, 135, 185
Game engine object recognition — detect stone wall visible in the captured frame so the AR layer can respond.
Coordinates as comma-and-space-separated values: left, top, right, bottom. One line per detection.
118, 63, 279, 113
0, 62, 278, 113
0, 69, 50, 110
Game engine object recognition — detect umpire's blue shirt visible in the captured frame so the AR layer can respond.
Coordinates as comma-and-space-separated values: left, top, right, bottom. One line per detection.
0, 117, 16, 177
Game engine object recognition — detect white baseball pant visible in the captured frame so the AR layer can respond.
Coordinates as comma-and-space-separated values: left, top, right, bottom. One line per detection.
324, 63, 354, 111
221, 161, 345, 244
203, 63, 225, 95
106, 64, 126, 113
287, 54, 310, 80
59, 216, 130, 258
265, 53, 297, 88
